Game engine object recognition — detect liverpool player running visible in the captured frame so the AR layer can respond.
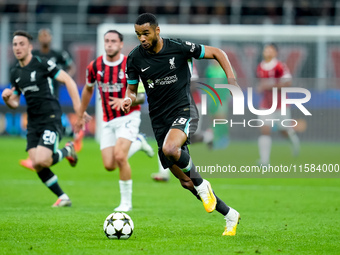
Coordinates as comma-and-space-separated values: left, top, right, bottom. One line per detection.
122, 13, 240, 236
75, 30, 154, 212
2, 30, 80, 207
20, 28, 81, 171
256, 43, 300, 165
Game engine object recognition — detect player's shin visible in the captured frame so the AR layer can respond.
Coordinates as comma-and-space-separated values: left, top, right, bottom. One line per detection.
258, 135, 272, 165
173, 149, 203, 186
37, 168, 64, 197
215, 194, 230, 216
287, 128, 300, 156
51, 142, 78, 167
51, 147, 68, 165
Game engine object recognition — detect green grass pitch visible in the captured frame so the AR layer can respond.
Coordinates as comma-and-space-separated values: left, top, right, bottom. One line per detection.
0, 137, 339, 254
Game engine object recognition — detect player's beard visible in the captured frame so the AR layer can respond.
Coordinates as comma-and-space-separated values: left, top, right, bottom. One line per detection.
147, 37, 159, 52
41, 42, 50, 49
107, 49, 119, 58
16, 52, 30, 64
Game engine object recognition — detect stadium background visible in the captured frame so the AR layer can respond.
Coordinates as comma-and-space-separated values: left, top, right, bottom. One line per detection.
0, 0, 339, 143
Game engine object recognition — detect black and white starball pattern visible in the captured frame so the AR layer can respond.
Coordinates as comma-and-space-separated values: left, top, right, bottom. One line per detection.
103, 212, 134, 239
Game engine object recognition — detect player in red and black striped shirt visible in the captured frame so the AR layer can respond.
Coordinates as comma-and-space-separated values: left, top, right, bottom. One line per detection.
75, 30, 154, 212
256, 43, 300, 165
86, 49, 140, 122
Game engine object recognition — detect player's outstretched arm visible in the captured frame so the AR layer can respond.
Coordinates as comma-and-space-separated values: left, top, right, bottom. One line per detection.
1, 87, 20, 109
203, 46, 239, 87
121, 84, 138, 113
74, 85, 94, 133
55, 70, 81, 116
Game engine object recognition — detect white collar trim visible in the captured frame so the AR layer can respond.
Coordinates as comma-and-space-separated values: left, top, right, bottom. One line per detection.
103, 53, 124, 67
260, 58, 278, 71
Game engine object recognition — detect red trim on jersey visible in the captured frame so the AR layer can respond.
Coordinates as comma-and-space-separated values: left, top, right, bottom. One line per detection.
86, 55, 140, 122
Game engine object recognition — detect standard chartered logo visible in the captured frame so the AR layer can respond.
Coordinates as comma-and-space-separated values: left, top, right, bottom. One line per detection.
155, 74, 178, 85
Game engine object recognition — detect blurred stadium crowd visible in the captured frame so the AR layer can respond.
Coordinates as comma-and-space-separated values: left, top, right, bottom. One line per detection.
1, 0, 339, 28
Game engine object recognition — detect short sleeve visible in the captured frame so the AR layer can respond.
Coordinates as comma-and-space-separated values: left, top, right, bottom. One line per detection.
61, 50, 73, 68
126, 54, 139, 85
176, 39, 205, 60
9, 69, 21, 96
280, 63, 292, 79
256, 64, 261, 78
40, 57, 60, 79
86, 60, 96, 87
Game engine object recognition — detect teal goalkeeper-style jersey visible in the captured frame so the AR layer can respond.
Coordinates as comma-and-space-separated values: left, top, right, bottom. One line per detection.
126, 38, 205, 128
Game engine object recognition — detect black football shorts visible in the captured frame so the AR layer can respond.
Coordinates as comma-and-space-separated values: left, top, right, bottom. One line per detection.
26, 120, 63, 152
153, 114, 198, 169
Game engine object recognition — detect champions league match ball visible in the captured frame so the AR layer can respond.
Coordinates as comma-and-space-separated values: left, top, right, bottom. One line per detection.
103, 212, 134, 239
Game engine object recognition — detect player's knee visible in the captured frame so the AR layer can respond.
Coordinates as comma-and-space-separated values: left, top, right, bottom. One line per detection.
33, 159, 50, 170
102, 159, 117, 171
162, 144, 179, 159
104, 165, 116, 171
114, 151, 128, 167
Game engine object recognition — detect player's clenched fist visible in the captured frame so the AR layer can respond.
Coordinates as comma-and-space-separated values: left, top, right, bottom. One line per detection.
1, 87, 15, 102
121, 97, 132, 113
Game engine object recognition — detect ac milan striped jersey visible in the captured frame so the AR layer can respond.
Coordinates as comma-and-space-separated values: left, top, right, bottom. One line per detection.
86, 54, 140, 122
256, 58, 292, 109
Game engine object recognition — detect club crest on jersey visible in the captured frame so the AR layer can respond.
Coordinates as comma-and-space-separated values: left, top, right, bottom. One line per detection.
49, 57, 57, 63
119, 69, 125, 80
30, 71, 36, 82
47, 60, 56, 71
169, 57, 176, 69
185, 41, 196, 52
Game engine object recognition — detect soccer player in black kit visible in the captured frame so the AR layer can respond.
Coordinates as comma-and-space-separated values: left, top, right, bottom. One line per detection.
122, 13, 241, 235
20, 28, 80, 171
1, 31, 80, 207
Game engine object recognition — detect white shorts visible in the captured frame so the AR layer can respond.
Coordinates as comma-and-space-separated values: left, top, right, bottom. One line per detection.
100, 111, 141, 150
258, 108, 291, 131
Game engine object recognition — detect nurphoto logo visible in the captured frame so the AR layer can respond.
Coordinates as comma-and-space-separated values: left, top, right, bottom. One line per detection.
199, 83, 312, 128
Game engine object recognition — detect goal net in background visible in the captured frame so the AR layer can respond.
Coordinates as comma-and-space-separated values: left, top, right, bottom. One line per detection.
96, 24, 340, 142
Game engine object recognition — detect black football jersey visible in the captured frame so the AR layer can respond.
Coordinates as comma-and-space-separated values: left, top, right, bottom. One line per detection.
126, 38, 204, 128
10, 56, 62, 126
32, 49, 73, 97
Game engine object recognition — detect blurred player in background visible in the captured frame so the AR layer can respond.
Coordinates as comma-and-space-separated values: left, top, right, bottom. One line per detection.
20, 28, 83, 171
256, 43, 300, 165
123, 13, 240, 236
75, 30, 154, 212
33, 29, 76, 96
2, 30, 80, 207
205, 61, 232, 150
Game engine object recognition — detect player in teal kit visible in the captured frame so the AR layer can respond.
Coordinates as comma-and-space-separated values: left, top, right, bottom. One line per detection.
122, 13, 241, 235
